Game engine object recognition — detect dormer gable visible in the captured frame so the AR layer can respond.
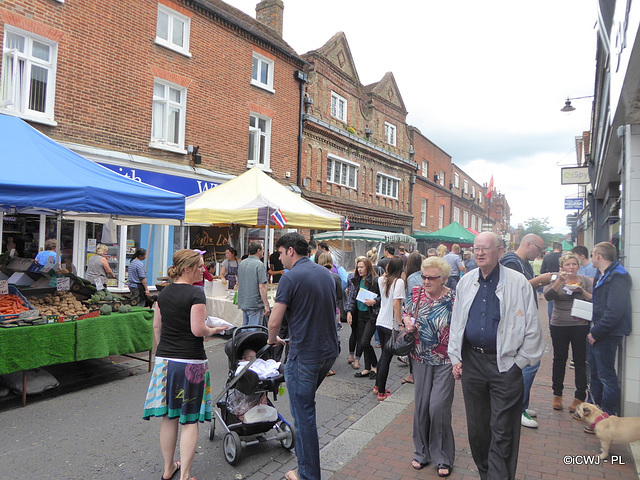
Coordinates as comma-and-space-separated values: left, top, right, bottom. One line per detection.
307, 32, 360, 84
364, 72, 407, 115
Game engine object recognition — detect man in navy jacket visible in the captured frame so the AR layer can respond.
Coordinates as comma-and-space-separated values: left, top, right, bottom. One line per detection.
587, 242, 632, 417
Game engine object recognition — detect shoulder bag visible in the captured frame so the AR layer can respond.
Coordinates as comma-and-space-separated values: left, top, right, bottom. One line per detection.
386, 287, 422, 356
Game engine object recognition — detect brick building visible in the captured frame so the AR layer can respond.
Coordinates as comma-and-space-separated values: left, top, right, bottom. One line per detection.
0, 0, 306, 281
299, 32, 417, 233
451, 164, 488, 233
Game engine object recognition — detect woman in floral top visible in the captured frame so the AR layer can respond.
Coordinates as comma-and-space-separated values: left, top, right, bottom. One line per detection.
402, 256, 455, 478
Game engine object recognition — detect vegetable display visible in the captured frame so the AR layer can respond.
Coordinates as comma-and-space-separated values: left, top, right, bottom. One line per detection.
0, 294, 30, 315
28, 291, 91, 317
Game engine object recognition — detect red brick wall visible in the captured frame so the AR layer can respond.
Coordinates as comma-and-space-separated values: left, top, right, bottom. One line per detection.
0, 0, 302, 181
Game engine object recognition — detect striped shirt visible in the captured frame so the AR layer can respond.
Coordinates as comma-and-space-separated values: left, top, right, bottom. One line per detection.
128, 258, 146, 287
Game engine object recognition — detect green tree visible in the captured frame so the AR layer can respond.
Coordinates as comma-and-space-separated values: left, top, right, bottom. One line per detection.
521, 217, 564, 248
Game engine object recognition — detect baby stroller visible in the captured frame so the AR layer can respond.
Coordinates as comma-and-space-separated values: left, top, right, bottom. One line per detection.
209, 325, 295, 465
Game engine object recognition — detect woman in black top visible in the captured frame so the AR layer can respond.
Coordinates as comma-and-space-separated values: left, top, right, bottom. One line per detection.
143, 249, 229, 480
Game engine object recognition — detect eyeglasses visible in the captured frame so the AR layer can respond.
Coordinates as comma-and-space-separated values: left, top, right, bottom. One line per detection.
532, 243, 544, 252
421, 274, 442, 281
471, 246, 498, 253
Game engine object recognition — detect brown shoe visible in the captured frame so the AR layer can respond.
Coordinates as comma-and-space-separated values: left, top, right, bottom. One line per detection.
568, 398, 582, 413
552, 395, 563, 410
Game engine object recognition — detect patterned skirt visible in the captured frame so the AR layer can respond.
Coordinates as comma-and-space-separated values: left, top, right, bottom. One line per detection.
143, 357, 212, 425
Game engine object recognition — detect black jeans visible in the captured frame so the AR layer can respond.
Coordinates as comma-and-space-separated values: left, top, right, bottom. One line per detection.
549, 324, 589, 400
356, 309, 378, 370
375, 326, 394, 393
349, 311, 361, 357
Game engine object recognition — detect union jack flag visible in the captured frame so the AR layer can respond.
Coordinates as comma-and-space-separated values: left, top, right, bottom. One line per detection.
344, 218, 351, 231
271, 208, 288, 228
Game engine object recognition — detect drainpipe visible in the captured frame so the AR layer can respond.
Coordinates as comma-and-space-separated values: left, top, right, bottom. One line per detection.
294, 70, 308, 188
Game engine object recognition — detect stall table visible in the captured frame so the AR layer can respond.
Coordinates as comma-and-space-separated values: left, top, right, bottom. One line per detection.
0, 308, 153, 406
205, 294, 243, 327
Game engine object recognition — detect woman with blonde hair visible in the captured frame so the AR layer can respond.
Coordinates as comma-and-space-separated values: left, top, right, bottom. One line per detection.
143, 249, 230, 480
436, 244, 448, 258
85, 243, 115, 288
403, 256, 455, 477
544, 253, 593, 413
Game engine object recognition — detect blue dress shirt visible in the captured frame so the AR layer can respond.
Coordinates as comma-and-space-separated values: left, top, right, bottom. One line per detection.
464, 264, 501, 350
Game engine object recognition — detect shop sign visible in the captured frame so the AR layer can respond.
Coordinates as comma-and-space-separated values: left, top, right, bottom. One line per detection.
99, 163, 220, 196
0, 280, 8, 295
565, 198, 584, 210
561, 167, 590, 185
56, 277, 70, 291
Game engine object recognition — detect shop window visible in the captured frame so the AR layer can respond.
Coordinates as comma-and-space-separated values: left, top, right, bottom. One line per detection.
1, 28, 58, 124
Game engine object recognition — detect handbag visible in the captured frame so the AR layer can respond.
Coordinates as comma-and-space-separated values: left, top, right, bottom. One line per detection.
385, 287, 422, 356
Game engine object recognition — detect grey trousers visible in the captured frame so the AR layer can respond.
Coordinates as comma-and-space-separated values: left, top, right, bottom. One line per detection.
412, 360, 455, 466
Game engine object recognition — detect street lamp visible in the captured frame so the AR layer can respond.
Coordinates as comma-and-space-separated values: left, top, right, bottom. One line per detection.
560, 95, 594, 112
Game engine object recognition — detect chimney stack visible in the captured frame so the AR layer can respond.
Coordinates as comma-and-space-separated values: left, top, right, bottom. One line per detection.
256, 0, 284, 37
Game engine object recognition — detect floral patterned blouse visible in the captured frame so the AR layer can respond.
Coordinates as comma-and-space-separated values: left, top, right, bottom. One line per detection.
404, 286, 455, 366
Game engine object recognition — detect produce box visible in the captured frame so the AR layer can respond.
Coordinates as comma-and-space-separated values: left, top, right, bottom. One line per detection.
0, 285, 37, 322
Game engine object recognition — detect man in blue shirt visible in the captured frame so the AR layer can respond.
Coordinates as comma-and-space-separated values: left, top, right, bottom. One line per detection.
268, 233, 338, 480
572, 245, 598, 278
449, 232, 543, 480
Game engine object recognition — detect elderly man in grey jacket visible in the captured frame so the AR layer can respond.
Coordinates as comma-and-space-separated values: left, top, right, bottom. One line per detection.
448, 232, 543, 480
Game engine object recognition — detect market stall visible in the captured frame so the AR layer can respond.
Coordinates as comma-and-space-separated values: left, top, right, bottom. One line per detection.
312, 229, 417, 269
411, 221, 476, 254
0, 115, 185, 403
186, 167, 345, 323
0, 308, 153, 405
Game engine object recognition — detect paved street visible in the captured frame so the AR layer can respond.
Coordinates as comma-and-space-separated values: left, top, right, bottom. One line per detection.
0, 327, 411, 480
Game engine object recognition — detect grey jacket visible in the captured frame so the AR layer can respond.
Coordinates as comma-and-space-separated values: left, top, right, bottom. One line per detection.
448, 264, 543, 372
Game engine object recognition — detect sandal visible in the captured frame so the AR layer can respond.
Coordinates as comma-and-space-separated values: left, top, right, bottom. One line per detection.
284, 469, 300, 480
354, 370, 370, 378
411, 459, 429, 470
326, 369, 336, 376
401, 376, 414, 384
352, 361, 360, 370
161, 461, 181, 480
437, 463, 452, 477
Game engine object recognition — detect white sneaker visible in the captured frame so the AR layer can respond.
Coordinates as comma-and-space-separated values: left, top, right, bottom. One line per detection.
525, 408, 537, 418
521, 412, 538, 428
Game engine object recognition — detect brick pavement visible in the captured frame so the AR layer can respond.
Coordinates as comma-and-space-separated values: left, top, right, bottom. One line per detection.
328, 297, 639, 480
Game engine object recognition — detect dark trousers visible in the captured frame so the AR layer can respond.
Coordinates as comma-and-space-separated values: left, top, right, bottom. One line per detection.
461, 347, 523, 480
356, 309, 378, 370
375, 326, 393, 393
550, 324, 589, 400
349, 312, 361, 357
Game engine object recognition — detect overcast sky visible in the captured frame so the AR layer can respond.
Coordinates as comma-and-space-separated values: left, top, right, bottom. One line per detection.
226, 0, 597, 234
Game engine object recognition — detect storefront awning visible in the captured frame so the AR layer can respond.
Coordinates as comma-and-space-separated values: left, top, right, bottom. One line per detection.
0, 115, 185, 220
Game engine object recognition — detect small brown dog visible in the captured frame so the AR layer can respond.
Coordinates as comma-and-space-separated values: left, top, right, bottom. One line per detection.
573, 402, 640, 459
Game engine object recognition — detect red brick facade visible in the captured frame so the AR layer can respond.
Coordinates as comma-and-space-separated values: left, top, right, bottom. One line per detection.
0, 0, 304, 181
300, 33, 416, 233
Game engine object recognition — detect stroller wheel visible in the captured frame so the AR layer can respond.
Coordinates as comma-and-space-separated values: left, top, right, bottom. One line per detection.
208, 417, 215, 441
279, 421, 296, 450
223, 431, 242, 465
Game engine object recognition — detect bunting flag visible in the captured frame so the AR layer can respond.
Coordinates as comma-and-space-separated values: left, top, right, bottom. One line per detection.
344, 218, 351, 231
271, 208, 288, 228
485, 175, 494, 199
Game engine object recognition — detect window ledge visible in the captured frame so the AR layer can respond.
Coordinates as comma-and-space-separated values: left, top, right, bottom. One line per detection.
250, 80, 275, 94
154, 39, 192, 58
327, 180, 357, 191
0, 109, 58, 127
246, 162, 272, 173
149, 141, 187, 154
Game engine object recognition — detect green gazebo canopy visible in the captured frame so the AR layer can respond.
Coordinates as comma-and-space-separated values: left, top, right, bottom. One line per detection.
561, 240, 574, 251
412, 221, 477, 245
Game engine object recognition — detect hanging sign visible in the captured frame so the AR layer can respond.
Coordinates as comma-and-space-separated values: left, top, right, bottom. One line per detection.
564, 198, 584, 210
561, 167, 590, 185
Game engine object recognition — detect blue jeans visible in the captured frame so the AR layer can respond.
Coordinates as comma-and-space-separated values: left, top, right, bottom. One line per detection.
588, 336, 623, 415
284, 355, 336, 480
522, 362, 540, 411
242, 308, 263, 326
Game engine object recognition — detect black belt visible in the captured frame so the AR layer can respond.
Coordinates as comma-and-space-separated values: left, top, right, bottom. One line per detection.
468, 344, 497, 354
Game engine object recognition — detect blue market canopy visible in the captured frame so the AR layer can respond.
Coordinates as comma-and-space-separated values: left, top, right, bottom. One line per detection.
0, 115, 185, 220
412, 221, 477, 245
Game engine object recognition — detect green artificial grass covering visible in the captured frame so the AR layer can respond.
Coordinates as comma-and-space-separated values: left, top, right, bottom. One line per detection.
0, 322, 76, 375
75, 307, 153, 361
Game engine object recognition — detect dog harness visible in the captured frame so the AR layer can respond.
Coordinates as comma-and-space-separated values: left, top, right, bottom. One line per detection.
590, 412, 610, 430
